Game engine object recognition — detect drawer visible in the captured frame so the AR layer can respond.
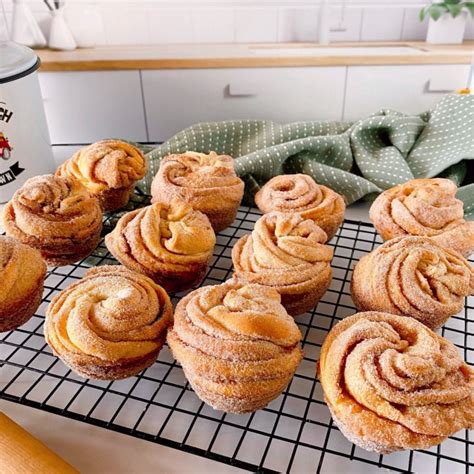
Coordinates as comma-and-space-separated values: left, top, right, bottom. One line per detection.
344, 65, 470, 120
142, 67, 346, 142
39, 71, 147, 144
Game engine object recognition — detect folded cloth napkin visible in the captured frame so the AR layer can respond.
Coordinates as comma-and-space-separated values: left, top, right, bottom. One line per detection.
142, 94, 474, 217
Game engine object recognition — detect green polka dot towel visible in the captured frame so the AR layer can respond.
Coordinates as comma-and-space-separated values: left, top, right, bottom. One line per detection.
141, 94, 474, 217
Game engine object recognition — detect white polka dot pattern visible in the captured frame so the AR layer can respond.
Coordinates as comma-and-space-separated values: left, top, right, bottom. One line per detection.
141, 94, 473, 215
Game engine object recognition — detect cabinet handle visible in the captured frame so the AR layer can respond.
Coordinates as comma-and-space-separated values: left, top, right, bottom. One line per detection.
225, 84, 257, 98
425, 79, 456, 94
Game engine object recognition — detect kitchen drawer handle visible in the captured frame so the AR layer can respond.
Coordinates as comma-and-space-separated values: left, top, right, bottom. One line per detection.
425, 79, 456, 94
225, 84, 257, 98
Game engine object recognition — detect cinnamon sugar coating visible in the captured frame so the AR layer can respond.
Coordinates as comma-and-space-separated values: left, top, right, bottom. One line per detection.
352, 236, 474, 329
167, 281, 303, 413
45, 265, 173, 380
255, 174, 346, 241
105, 199, 216, 293
318, 312, 474, 454
0, 236, 46, 332
232, 212, 333, 316
56, 140, 147, 212
151, 151, 245, 232
370, 178, 474, 257
2, 175, 102, 266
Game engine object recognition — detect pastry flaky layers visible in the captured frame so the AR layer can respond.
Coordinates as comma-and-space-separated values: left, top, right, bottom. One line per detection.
105, 199, 216, 293
232, 212, 333, 316
151, 151, 245, 232
56, 139, 147, 212
167, 281, 303, 413
352, 236, 474, 329
370, 178, 474, 257
0, 236, 47, 332
255, 174, 346, 241
2, 175, 102, 266
319, 312, 474, 454
45, 266, 173, 380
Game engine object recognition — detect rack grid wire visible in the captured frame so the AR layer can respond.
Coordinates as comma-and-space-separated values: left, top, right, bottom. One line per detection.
1, 192, 473, 474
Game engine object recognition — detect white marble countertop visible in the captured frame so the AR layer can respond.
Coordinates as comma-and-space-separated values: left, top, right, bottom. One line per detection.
0, 400, 243, 473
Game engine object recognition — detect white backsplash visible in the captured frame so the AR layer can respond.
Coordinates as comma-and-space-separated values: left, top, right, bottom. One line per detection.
1, 0, 473, 44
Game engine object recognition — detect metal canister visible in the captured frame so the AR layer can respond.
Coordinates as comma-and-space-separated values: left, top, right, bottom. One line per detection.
0, 41, 54, 202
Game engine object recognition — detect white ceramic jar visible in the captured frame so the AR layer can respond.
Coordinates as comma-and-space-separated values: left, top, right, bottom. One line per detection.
0, 41, 54, 203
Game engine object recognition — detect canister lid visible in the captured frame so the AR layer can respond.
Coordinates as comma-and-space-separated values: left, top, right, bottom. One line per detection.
0, 41, 40, 84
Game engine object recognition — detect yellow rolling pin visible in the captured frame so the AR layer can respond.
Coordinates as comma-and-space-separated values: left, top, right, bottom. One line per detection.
0, 412, 79, 474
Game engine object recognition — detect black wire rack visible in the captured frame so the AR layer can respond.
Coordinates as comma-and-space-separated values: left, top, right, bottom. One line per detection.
1, 192, 473, 474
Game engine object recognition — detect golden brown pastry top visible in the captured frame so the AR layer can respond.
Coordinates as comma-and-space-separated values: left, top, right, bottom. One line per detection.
255, 174, 345, 222
56, 140, 146, 193
2, 175, 102, 242
352, 236, 474, 329
319, 311, 474, 451
370, 178, 466, 239
0, 236, 46, 311
173, 281, 302, 361
151, 151, 244, 203
106, 199, 215, 271
232, 212, 333, 287
45, 266, 172, 362
161, 151, 241, 188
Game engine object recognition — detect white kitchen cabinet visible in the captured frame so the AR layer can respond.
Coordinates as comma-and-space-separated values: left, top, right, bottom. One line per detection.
39, 71, 147, 144
51, 145, 83, 166
344, 64, 470, 120
142, 67, 346, 142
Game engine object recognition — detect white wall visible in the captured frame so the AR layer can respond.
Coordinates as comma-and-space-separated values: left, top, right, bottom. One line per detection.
1, 0, 473, 44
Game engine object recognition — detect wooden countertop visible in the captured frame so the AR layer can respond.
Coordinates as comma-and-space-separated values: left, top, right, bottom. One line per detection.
36, 41, 474, 71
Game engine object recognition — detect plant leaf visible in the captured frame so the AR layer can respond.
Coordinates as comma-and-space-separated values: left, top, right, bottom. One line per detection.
465, 2, 474, 16
419, 7, 426, 21
444, 0, 460, 4
428, 4, 449, 20
447, 3, 463, 16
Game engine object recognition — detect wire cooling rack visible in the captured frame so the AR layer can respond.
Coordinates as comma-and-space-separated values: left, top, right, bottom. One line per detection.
1, 192, 473, 474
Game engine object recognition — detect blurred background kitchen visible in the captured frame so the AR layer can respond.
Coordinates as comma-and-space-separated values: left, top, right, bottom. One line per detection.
1, 0, 473, 165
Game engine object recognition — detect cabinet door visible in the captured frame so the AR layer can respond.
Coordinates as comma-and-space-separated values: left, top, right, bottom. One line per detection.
51, 145, 83, 166
344, 65, 469, 120
142, 67, 346, 142
39, 71, 147, 144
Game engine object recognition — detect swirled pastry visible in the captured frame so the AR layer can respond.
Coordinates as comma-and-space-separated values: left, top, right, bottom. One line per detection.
167, 281, 303, 413
151, 151, 244, 232
255, 174, 346, 240
0, 236, 46, 332
232, 212, 333, 316
105, 199, 216, 293
2, 175, 102, 266
318, 311, 474, 454
56, 140, 147, 212
45, 265, 173, 380
370, 178, 474, 257
352, 237, 474, 329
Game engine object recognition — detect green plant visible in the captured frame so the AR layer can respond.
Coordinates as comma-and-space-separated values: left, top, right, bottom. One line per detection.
420, 0, 474, 21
